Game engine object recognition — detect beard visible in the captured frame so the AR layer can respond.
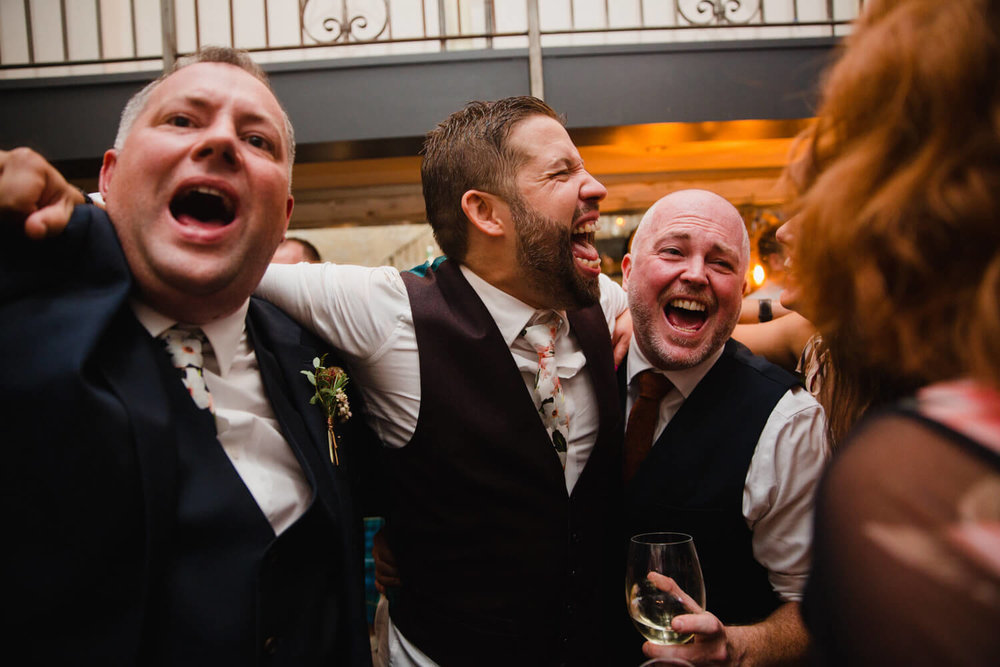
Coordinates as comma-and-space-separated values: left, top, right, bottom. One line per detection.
511, 196, 600, 310
627, 283, 737, 371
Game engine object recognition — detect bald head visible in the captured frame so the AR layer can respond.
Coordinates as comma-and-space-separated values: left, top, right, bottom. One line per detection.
622, 189, 749, 370
632, 189, 750, 273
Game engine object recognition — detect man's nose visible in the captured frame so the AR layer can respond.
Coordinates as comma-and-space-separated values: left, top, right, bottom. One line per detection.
680, 258, 709, 284
580, 170, 607, 203
193, 122, 239, 167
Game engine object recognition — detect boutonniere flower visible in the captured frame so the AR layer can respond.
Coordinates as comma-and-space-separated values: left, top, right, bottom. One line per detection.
302, 355, 352, 465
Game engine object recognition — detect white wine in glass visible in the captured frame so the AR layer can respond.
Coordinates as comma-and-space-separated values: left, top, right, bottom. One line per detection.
626, 532, 706, 645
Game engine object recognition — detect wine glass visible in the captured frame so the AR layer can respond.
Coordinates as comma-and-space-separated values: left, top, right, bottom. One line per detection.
626, 532, 706, 645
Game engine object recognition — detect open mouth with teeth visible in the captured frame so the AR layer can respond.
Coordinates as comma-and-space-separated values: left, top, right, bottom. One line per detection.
169, 185, 236, 226
572, 220, 601, 272
665, 298, 708, 332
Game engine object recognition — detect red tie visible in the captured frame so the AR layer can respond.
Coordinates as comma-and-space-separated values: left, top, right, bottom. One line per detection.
623, 369, 673, 482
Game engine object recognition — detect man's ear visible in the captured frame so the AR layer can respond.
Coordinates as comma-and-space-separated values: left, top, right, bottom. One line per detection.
284, 195, 294, 232
99, 149, 118, 199
621, 253, 633, 290
461, 190, 508, 238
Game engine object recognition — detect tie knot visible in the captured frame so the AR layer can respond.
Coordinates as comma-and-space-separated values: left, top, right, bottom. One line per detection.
159, 326, 207, 365
160, 324, 205, 341
158, 326, 213, 412
521, 311, 562, 352
635, 369, 672, 401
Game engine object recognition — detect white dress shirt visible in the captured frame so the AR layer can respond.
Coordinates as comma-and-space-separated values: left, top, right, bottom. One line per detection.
256, 262, 627, 667
132, 299, 311, 536
625, 339, 829, 602
256, 262, 627, 493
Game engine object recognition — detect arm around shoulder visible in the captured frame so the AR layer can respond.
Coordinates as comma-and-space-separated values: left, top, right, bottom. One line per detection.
598, 272, 628, 320
733, 313, 816, 372
256, 261, 407, 360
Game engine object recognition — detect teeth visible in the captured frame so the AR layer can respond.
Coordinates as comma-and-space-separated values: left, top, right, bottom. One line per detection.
670, 299, 705, 312
575, 257, 601, 269
574, 221, 599, 235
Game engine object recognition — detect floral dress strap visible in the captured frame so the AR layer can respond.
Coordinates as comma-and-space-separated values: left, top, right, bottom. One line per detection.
913, 378, 1000, 458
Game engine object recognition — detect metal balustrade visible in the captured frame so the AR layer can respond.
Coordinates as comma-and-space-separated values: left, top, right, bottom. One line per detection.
0, 0, 861, 78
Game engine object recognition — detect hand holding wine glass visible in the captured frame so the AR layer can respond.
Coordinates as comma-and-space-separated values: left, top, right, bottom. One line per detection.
640, 573, 739, 666
626, 532, 706, 646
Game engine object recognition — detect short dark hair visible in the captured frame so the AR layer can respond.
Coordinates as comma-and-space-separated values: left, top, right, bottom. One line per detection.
420, 96, 562, 261
283, 237, 321, 263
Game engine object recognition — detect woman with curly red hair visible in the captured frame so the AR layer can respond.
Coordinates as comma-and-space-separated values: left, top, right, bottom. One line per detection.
789, 0, 1000, 663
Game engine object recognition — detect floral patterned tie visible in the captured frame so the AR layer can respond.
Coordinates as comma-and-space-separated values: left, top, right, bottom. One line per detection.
521, 312, 570, 468
159, 326, 214, 412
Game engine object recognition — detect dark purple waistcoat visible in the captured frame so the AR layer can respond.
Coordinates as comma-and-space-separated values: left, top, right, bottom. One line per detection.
385, 259, 623, 666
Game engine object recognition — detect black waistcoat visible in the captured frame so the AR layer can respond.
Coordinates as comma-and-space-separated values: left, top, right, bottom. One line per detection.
143, 326, 360, 667
623, 340, 799, 626
387, 259, 622, 666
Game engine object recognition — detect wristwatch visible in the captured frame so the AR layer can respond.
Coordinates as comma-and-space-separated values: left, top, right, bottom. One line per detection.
758, 298, 773, 323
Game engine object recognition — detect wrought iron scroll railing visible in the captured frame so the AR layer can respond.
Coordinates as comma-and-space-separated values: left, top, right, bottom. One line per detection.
0, 1, 861, 77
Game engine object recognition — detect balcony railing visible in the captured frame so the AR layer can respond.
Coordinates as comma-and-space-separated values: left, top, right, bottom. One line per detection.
0, 0, 861, 79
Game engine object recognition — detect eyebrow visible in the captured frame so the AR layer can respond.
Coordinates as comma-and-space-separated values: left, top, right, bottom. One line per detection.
170, 94, 281, 130
544, 156, 580, 171
656, 231, 739, 256
653, 231, 693, 246
163, 93, 214, 116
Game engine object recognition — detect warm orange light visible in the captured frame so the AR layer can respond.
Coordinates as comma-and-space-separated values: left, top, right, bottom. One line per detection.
615, 216, 625, 227
752, 264, 766, 286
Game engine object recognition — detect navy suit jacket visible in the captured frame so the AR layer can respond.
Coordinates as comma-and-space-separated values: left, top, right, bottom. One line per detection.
0, 206, 375, 665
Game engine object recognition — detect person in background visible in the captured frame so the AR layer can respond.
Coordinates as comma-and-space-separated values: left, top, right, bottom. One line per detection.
748, 224, 786, 300
272, 235, 321, 263
257, 96, 629, 666
787, 0, 1000, 663
0, 47, 375, 665
733, 216, 819, 375
734, 212, 902, 447
619, 189, 828, 666
738, 225, 790, 325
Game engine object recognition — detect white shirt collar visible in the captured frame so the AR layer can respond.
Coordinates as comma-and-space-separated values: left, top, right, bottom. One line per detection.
459, 264, 569, 348
130, 298, 250, 377
626, 335, 726, 399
